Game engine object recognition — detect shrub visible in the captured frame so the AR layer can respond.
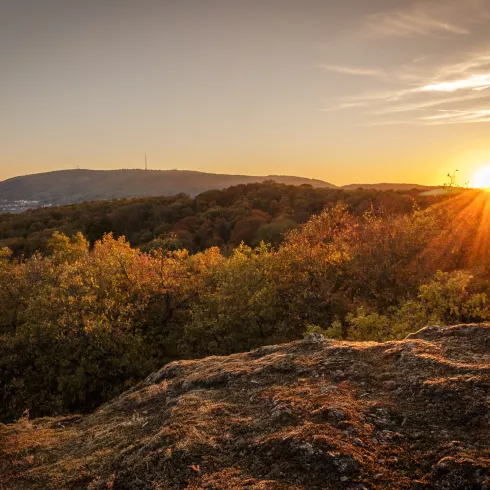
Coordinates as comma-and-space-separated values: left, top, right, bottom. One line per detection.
3, 194, 490, 422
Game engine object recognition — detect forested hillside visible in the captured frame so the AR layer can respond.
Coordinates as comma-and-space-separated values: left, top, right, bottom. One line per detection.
0, 169, 336, 211
1, 188, 488, 424
342, 183, 435, 191
0, 182, 441, 257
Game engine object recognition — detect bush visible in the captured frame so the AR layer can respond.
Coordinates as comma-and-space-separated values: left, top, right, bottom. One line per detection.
2, 194, 490, 422
326, 271, 490, 342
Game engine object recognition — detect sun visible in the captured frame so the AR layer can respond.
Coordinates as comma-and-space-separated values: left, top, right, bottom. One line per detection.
472, 166, 490, 189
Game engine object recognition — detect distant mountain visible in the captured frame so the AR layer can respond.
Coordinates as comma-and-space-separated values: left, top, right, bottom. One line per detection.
0, 169, 337, 212
342, 183, 436, 191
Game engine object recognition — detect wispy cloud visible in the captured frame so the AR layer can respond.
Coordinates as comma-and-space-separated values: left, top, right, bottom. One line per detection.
367, 10, 469, 37
317, 1, 490, 126
318, 64, 385, 78
361, 119, 415, 127
422, 109, 490, 124
364, 0, 489, 38
361, 108, 490, 127
436, 53, 490, 78
420, 74, 490, 92
372, 92, 490, 115
321, 101, 368, 112
320, 50, 490, 124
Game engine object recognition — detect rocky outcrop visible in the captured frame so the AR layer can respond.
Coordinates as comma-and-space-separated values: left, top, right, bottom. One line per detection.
1, 324, 489, 489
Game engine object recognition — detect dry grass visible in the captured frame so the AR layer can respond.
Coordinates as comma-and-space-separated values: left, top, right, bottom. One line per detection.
1, 324, 490, 489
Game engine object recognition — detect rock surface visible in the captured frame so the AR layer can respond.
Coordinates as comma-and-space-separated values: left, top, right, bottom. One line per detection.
1, 324, 490, 489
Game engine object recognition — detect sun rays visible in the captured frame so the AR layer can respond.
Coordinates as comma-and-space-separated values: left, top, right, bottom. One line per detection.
418, 190, 490, 271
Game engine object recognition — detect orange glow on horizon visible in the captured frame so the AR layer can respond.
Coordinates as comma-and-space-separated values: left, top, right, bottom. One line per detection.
472, 166, 490, 189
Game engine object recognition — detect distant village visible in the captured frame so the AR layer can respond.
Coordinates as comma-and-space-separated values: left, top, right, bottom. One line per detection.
0, 200, 48, 213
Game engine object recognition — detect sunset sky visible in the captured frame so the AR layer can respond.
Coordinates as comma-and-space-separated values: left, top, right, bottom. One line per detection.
1, 0, 490, 185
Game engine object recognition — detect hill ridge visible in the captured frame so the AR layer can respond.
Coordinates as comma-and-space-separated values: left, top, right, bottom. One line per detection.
0, 169, 441, 213
341, 182, 435, 191
0, 169, 337, 212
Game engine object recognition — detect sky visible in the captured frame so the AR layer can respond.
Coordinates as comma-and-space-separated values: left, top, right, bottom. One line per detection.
1, 0, 490, 185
